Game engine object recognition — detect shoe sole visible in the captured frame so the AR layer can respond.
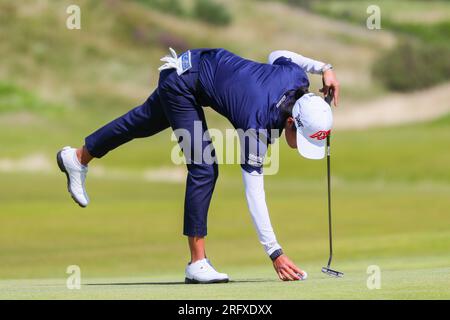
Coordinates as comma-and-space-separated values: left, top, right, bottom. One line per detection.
56, 150, 86, 208
185, 277, 229, 284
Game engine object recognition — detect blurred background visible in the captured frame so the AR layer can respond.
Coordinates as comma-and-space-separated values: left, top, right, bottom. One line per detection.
0, 0, 449, 296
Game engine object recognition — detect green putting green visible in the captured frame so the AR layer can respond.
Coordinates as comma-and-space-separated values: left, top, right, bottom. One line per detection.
1, 257, 449, 299
1, 116, 449, 299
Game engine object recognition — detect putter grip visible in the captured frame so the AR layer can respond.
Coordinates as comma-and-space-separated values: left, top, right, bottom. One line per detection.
325, 89, 333, 105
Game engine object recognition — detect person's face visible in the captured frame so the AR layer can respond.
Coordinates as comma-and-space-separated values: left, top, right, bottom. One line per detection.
284, 117, 297, 149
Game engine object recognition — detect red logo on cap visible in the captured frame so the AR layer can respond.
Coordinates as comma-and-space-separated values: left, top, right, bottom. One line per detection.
309, 130, 330, 140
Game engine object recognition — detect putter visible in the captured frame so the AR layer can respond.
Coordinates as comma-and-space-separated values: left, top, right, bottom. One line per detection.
322, 92, 344, 278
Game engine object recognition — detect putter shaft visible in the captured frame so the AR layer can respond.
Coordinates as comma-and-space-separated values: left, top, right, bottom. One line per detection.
326, 135, 333, 269
322, 92, 343, 278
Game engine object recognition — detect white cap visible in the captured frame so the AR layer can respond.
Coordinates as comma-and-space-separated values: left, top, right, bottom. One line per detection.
292, 93, 333, 160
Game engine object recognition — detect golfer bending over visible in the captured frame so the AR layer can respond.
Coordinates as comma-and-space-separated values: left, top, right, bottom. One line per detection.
57, 48, 339, 283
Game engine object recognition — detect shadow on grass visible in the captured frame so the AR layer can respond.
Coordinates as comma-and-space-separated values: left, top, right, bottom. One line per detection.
86, 279, 276, 286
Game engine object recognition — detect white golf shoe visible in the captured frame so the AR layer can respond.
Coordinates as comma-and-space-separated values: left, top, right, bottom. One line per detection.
185, 258, 229, 284
56, 146, 89, 208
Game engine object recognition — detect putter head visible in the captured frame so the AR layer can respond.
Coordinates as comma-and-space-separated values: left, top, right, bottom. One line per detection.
322, 267, 344, 278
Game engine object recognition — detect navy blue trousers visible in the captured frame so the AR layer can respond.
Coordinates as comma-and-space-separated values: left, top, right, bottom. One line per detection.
85, 52, 218, 237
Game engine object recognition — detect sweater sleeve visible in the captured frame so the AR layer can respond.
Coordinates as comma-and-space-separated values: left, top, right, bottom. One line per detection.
241, 168, 282, 256
268, 50, 326, 74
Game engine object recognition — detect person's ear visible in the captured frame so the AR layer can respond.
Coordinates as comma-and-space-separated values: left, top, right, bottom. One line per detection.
287, 117, 296, 130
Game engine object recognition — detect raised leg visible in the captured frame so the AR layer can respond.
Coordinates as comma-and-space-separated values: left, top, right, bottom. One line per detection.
84, 90, 170, 159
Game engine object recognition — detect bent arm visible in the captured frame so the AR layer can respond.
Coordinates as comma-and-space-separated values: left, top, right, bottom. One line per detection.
268, 50, 327, 75
242, 168, 281, 257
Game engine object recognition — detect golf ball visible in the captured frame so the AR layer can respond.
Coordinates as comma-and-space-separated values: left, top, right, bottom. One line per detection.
298, 271, 308, 280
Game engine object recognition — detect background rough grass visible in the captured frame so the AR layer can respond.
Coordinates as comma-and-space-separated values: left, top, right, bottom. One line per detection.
306, 0, 450, 91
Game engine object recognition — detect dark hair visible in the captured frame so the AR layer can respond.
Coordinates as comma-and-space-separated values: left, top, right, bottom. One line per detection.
279, 86, 309, 127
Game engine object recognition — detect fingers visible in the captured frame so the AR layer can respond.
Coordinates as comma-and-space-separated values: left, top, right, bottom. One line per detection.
280, 269, 294, 281
158, 64, 170, 71
158, 63, 176, 71
277, 271, 285, 281
285, 265, 301, 280
321, 70, 340, 107
169, 47, 178, 59
319, 86, 328, 94
277, 269, 286, 281
289, 263, 302, 275
321, 86, 338, 107
160, 56, 176, 64
158, 60, 177, 72
278, 265, 301, 281
273, 256, 304, 281
333, 84, 340, 107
